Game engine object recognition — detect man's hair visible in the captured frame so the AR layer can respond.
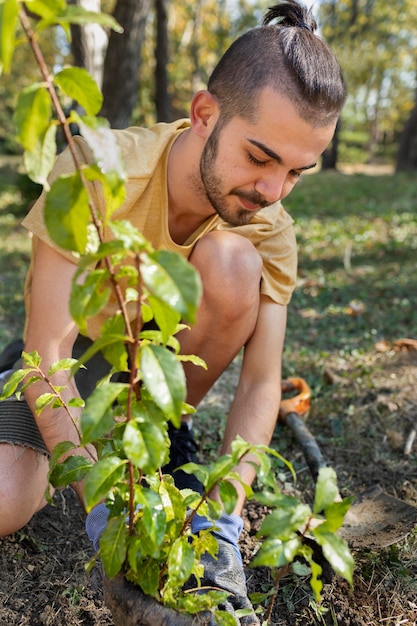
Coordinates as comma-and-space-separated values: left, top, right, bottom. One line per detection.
207, 0, 346, 128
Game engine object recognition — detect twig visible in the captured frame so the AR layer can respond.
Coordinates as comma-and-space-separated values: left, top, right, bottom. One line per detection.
19, 7, 135, 342
404, 428, 416, 456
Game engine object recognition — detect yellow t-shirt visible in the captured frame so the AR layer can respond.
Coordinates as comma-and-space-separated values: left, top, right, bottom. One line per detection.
22, 120, 297, 340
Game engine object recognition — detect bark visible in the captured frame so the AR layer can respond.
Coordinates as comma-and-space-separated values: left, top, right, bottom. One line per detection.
396, 92, 417, 172
69, 0, 108, 89
154, 0, 171, 122
321, 120, 341, 170
100, 0, 151, 129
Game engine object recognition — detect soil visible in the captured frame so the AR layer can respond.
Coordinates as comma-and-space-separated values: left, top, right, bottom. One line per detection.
1, 346, 417, 625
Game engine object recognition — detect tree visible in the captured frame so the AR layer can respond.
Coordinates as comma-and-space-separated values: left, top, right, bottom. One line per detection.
396, 86, 417, 171
154, 0, 171, 122
70, 0, 150, 129
319, 0, 417, 167
100, 0, 150, 128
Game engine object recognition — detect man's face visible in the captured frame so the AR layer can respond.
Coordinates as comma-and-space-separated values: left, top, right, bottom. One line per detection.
199, 88, 336, 226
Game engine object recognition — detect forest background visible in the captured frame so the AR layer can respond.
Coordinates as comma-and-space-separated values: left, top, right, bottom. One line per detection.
1, 2, 417, 624
0, 0, 417, 172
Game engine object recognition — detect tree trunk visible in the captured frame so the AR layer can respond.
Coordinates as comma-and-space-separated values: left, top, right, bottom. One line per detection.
68, 0, 108, 89
154, 0, 171, 122
396, 89, 417, 172
100, 0, 151, 129
321, 120, 341, 170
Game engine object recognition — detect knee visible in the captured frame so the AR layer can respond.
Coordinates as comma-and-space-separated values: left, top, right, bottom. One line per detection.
191, 231, 262, 319
0, 444, 49, 536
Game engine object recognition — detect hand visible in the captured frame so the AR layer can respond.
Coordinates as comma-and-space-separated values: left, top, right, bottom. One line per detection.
199, 535, 260, 626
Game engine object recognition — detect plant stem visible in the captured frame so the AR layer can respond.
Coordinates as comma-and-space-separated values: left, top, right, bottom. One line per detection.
265, 563, 290, 623
19, 7, 134, 342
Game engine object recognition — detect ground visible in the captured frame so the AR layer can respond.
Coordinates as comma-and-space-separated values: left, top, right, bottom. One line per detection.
1, 345, 417, 626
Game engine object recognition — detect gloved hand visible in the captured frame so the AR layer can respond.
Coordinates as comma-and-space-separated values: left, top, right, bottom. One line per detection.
191, 512, 260, 626
85, 502, 109, 551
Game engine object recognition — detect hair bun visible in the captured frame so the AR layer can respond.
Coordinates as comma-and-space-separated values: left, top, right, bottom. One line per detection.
263, 0, 317, 33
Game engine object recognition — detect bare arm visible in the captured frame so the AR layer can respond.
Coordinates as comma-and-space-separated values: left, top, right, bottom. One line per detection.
220, 295, 287, 513
24, 240, 95, 503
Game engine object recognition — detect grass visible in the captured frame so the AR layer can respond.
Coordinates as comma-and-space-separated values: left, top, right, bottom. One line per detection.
282, 170, 417, 391
0, 161, 34, 348
1, 159, 416, 623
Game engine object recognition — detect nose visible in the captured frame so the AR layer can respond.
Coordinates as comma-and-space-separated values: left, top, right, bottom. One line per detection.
255, 171, 289, 204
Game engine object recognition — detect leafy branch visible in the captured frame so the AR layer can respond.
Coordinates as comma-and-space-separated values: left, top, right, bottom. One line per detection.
0, 1, 354, 622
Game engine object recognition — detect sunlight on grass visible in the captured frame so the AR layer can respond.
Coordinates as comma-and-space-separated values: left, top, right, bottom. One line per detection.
283, 171, 416, 390
0, 165, 32, 349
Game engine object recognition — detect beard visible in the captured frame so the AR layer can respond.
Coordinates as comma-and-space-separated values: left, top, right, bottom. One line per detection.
198, 122, 271, 227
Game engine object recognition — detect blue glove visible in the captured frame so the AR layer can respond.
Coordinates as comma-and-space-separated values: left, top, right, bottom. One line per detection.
85, 502, 109, 551
191, 511, 243, 561
191, 512, 260, 625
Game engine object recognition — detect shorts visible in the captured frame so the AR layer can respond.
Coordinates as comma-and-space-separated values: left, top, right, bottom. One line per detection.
0, 335, 112, 456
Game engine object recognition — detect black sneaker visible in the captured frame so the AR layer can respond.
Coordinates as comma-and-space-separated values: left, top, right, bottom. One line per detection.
162, 422, 204, 494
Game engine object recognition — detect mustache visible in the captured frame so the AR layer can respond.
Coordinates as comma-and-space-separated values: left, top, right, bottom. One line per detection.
230, 188, 271, 209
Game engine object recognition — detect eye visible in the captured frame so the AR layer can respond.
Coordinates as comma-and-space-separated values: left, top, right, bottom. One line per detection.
248, 153, 268, 168
289, 169, 302, 180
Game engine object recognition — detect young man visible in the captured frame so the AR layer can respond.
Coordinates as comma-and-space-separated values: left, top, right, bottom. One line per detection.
0, 1, 346, 623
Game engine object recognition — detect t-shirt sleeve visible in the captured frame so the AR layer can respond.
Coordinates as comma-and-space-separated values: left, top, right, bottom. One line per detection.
216, 202, 297, 305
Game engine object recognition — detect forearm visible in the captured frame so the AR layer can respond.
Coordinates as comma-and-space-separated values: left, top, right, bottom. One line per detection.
218, 297, 287, 513
24, 373, 97, 506
220, 378, 281, 512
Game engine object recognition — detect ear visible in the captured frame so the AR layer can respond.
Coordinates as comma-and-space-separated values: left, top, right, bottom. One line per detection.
190, 90, 220, 139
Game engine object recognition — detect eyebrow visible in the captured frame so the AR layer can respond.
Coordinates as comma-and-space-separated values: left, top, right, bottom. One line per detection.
248, 139, 317, 171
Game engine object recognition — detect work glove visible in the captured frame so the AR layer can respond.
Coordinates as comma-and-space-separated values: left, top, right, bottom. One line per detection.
85, 502, 109, 551
192, 512, 260, 626
86, 506, 259, 624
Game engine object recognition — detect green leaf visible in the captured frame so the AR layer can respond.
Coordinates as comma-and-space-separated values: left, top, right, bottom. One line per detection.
48, 358, 79, 377
0, 369, 28, 398
34, 392, 59, 414
98, 314, 129, 371
218, 480, 239, 515
76, 115, 125, 178
81, 382, 127, 445
313, 467, 340, 513
317, 498, 353, 533
168, 537, 195, 587
83, 456, 127, 510
147, 294, 181, 345
160, 481, 187, 527
135, 489, 167, 554
299, 544, 323, 602
140, 344, 186, 426
133, 557, 160, 597
28, 0, 67, 21
312, 527, 354, 585
21, 350, 42, 368
109, 219, 150, 253
58, 4, 123, 32
14, 84, 52, 152
24, 123, 57, 188
258, 503, 312, 540
54, 67, 103, 116
123, 419, 167, 474
70, 269, 111, 331
250, 536, 302, 569
49, 454, 93, 488
100, 513, 127, 578
0, 0, 18, 75
48, 440, 76, 468
44, 171, 90, 253
141, 250, 202, 324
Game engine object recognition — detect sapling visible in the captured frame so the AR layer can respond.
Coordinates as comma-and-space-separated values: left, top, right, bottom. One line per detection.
0, 2, 354, 623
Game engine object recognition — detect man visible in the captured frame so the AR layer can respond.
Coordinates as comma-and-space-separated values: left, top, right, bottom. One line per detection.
0, 1, 346, 623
